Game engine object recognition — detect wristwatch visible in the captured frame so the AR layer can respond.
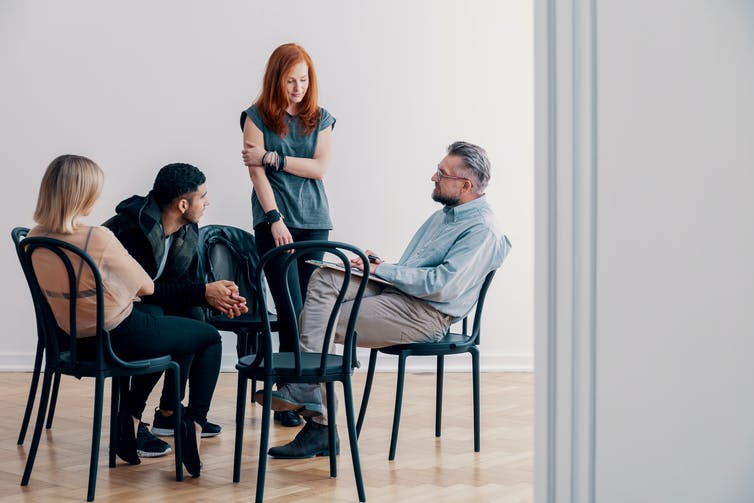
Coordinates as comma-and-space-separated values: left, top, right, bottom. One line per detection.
265, 209, 283, 225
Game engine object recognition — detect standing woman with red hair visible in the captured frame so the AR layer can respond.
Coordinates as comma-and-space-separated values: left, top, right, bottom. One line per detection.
240, 43, 335, 429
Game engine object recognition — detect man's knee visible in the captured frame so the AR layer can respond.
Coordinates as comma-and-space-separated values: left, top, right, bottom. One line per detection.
186, 320, 223, 348
206, 325, 223, 346
306, 267, 340, 299
310, 267, 335, 286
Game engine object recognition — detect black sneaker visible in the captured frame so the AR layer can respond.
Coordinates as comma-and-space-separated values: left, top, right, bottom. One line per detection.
200, 421, 222, 438
151, 408, 223, 438
136, 421, 171, 458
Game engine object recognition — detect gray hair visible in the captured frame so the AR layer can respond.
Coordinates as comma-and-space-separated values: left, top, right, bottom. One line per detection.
447, 141, 491, 193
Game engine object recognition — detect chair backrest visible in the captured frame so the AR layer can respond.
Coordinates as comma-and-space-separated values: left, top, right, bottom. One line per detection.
12, 228, 34, 309
198, 225, 265, 317
252, 240, 370, 376
18, 236, 140, 373
12, 227, 45, 345
11, 227, 29, 259
466, 269, 497, 346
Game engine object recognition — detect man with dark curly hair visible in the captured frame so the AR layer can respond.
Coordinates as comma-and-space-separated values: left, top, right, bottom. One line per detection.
104, 163, 246, 457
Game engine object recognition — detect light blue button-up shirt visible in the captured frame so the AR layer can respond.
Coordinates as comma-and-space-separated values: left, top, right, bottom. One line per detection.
375, 195, 511, 319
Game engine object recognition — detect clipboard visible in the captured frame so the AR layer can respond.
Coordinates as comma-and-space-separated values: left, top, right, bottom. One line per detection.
306, 259, 393, 286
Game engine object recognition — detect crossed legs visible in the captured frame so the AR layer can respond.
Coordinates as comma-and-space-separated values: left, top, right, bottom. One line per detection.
262, 268, 451, 458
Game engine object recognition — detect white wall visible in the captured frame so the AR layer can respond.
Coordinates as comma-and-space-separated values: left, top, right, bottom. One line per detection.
535, 0, 754, 502
0, 1, 534, 371
596, 1, 754, 501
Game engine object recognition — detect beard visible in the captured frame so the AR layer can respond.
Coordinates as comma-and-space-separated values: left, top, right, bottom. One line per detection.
431, 188, 461, 207
181, 205, 203, 225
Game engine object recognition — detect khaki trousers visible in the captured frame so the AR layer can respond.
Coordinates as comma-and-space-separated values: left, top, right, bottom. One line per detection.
298, 268, 452, 425
300, 268, 452, 351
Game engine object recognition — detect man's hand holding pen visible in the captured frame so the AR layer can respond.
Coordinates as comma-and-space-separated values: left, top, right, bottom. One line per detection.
351, 249, 382, 275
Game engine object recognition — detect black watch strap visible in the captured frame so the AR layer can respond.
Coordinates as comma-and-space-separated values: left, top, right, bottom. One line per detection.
265, 209, 283, 224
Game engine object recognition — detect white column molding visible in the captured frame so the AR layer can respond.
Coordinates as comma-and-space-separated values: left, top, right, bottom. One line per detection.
535, 0, 597, 502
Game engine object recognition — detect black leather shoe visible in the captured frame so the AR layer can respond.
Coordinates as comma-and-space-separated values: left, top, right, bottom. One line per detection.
180, 416, 202, 477
268, 420, 339, 459
274, 410, 303, 427
116, 411, 141, 465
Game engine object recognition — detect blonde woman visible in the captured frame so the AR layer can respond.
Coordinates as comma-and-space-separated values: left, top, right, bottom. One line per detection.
28, 154, 231, 477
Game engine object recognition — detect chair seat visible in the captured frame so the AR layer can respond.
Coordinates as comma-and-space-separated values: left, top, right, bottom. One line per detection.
237, 352, 349, 379
378, 332, 475, 356
58, 351, 173, 377
207, 312, 278, 331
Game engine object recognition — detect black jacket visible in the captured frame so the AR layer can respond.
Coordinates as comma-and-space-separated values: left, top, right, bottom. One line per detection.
103, 193, 206, 310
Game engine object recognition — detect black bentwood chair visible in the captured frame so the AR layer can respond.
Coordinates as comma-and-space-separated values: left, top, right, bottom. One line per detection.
11, 227, 65, 446
18, 236, 183, 501
198, 224, 280, 403
198, 224, 279, 360
356, 270, 496, 460
233, 240, 369, 503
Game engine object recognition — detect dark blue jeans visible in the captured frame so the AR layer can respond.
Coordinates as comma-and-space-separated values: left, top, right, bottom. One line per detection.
109, 303, 222, 427
253, 224, 329, 353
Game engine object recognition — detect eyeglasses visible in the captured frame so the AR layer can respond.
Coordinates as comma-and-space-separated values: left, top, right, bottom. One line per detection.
435, 168, 470, 182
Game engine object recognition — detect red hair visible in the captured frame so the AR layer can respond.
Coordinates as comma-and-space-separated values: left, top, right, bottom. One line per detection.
256, 43, 320, 137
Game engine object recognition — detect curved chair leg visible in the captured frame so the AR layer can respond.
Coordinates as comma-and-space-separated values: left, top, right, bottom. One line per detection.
255, 378, 274, 503
356, 349, 378, 436
470, 346, 481, 452
435, 355, 444, 437
388, 352, 408, 461
109, 377, 120, 468
236, 330, 258, 400
87, 375, 105, 501
171, 363, 183, 481
235, 329, 248, 358
233, 372, 248, 483
342, 376, 366, 502
21, 366, 54, 486
250, 331, 259, 398
325, 382, 337, 478
17, 341, 45, 445
45, 371, 62, 429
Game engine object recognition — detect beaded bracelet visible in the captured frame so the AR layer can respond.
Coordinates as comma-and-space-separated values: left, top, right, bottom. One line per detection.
262, 151, 278, 174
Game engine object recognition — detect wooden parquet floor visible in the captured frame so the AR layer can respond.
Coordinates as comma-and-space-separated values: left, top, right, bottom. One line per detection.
0, 371, 533, 503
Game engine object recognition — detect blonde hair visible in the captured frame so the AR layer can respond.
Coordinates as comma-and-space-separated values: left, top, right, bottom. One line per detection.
33, 155, 104, 234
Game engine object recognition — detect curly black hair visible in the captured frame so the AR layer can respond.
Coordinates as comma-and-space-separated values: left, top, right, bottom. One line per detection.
151, 163, 206, 210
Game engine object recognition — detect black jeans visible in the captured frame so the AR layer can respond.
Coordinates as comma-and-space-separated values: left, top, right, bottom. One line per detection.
136, 303, 205, 414
109, 303, 221, 427
253, 224, 329, 353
